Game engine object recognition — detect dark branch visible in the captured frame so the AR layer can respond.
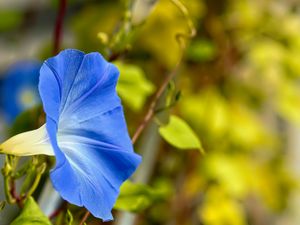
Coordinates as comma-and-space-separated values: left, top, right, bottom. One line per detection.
53, 0, 67, 55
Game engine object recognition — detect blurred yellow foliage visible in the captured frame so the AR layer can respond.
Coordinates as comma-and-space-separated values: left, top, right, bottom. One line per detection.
137, 0, 205, 68
199, 185, 247, 225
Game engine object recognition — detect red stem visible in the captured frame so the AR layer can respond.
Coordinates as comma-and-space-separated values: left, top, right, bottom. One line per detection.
10, 180, 23, 207
49, 201, 67, 220
131, 59, 181, 144
79, 211, 90, 225
53, 0, 67, 55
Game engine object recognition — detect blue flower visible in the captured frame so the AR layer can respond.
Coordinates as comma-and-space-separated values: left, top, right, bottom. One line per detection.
0, 49, 141, 221
0, 61, 41, 124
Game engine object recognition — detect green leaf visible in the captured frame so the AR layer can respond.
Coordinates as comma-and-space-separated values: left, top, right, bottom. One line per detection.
116, 62, 155, 111
159, 115, 203, 152
11, 197, 52, 225
114, 181, 166, 213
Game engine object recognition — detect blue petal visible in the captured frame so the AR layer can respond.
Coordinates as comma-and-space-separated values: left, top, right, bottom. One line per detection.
39, 49, 84, 122
38, 49, 141, 220
46, 117, 82, 205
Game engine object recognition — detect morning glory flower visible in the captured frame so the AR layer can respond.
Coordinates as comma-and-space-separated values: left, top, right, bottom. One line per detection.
0, 49, 141, 221
0, 61, 41, 124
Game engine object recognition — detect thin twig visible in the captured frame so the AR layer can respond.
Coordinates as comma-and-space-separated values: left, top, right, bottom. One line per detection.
79, 211, 90, 225
53, 0, 67, 55
131, 0, 196, 144
49, 201, 67, 220
131, 61, 182, 144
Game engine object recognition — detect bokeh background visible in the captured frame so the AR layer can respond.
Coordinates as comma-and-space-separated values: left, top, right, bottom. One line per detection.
1, 0, 300, 225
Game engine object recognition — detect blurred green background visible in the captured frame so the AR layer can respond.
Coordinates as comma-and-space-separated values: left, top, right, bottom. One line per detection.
1, 0, 300, 225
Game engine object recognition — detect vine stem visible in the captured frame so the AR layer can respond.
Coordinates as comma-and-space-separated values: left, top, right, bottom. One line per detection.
132, 0, 196, 144
49, 201, 67, 220
53, 0, 67, 55
131, 60, 182, 144
79, 211, 90, 225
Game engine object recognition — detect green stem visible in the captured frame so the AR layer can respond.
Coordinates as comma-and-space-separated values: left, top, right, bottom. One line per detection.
26, 163, 46, 197
12, 160, 31, 179
24, 163, 46, 198
3, 176, 16, 204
